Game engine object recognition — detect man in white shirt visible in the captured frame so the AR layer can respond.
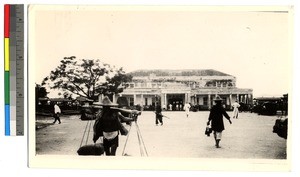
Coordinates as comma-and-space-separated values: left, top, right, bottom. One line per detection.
53, 102, 61, 124
232, 101, 240, 119
184, 102, 191, 118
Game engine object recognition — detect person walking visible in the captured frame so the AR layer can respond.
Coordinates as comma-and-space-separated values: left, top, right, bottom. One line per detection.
93, 96, 136, 156
184, 102, 191, 118
169, 103, 172, 111
232, 100, 241, 119
53, 102, 61, 124
155, 102, 163, 126
207, 95, 232, 148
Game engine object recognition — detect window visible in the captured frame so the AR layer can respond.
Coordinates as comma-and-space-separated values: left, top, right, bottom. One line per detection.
129, 97, 134, 106
203, 97, 208, 105
222, 97, 227, 105
152, 98, 156, 106
145, 98, 148, 106
141, 83, 146, 88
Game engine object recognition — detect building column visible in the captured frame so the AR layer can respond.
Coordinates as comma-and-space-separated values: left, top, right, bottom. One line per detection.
249, 94, 253, 105
98, 94, 104, 102
133, 94, 136, 105
141, 94, 144, 106
112, 93, 116, 103
193, 96, 196, 105
237, 94, 239, 102
208, 94, 211, 109
187, 93, 191, 103
229, 94, 232, 106
160, 93, 164, 108
165, 93, 167, 106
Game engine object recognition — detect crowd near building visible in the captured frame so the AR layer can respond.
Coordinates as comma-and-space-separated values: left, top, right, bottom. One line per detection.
110, 69, 253, 110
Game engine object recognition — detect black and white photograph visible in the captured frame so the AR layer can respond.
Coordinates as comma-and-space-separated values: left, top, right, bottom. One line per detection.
28, 5, 293, 171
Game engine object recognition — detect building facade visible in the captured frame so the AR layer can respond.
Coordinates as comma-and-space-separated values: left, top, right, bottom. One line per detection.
112, 69, 253, 110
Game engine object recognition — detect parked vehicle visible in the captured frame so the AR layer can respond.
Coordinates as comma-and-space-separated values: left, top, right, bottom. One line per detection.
251, 101, 278, 115
250, 104, 262, 113
259, 102, 278, 115
273, 116, 288, 139
238, 102, 251, 112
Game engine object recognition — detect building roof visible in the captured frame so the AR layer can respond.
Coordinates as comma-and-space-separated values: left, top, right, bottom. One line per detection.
129, 69, 232, 77
254, 97, 282, 101
49, 98, 73, 102
76, 96, 94, 102
38, 97, 49, 101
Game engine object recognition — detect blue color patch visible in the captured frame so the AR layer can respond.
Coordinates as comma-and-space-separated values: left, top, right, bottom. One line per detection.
5, 104, 10, 136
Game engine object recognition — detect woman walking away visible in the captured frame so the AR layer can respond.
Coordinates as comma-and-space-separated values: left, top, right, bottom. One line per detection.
207, 95, 232, 148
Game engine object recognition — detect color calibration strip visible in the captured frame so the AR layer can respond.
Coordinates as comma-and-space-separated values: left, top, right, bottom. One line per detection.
4, 4, 24, 136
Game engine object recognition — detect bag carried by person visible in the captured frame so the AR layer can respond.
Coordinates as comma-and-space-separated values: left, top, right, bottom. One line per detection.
205, 125, 212, 136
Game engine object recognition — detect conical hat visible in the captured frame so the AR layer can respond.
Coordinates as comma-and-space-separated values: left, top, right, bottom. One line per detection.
94, 96, 118, 107
213, 95, 223, 102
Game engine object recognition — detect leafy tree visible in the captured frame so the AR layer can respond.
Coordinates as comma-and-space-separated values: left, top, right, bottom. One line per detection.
42, 56, 132, 100
35, 84, 48, 106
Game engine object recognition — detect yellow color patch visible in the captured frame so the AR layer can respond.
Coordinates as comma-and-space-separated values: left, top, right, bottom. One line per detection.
4, 38, 10, 71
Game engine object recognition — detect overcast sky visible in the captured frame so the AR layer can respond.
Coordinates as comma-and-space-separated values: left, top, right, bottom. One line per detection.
30, 5, 293, 97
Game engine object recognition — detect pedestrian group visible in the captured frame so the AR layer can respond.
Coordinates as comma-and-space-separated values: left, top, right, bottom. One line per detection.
81, 94, 236, 156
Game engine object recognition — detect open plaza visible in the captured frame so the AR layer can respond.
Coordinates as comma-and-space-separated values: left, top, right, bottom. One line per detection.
35, 111, 287, 159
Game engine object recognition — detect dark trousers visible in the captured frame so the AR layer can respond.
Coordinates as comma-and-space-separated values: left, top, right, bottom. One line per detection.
156, 115, 163, 125
103, 136, 119, 156
53, 113, 61, 124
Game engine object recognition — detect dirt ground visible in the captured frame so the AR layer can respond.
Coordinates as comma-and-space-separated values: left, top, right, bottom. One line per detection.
35, 111, 287, 159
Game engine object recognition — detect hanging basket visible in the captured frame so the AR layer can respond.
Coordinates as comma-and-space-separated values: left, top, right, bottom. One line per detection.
77, 143, 104, 156
80, 113, 96, 121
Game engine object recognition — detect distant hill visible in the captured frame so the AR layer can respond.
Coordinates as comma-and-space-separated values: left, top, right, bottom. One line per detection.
129, 69, 232, 77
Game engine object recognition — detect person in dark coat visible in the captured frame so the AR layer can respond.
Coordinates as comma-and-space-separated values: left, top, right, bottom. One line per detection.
93, 96, 136, 156
155, 102, 163, 126
207, 95, 232, 148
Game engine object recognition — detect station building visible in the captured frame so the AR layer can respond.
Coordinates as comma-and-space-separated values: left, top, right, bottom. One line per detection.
112, 69, 253, 110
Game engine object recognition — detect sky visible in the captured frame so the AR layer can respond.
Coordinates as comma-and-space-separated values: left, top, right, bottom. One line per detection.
30, 5, 293, 97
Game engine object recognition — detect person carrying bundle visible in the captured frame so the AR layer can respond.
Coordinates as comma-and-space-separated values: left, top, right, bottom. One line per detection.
93, 96, 137, 156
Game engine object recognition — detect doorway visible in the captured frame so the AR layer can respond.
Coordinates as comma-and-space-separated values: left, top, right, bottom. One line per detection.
167, 94, 185, 111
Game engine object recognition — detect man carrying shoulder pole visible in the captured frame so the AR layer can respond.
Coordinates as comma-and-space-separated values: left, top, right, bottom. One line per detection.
155, 102, 163, 126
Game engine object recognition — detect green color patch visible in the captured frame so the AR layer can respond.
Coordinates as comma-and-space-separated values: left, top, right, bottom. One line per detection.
5, 71, 10, 104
